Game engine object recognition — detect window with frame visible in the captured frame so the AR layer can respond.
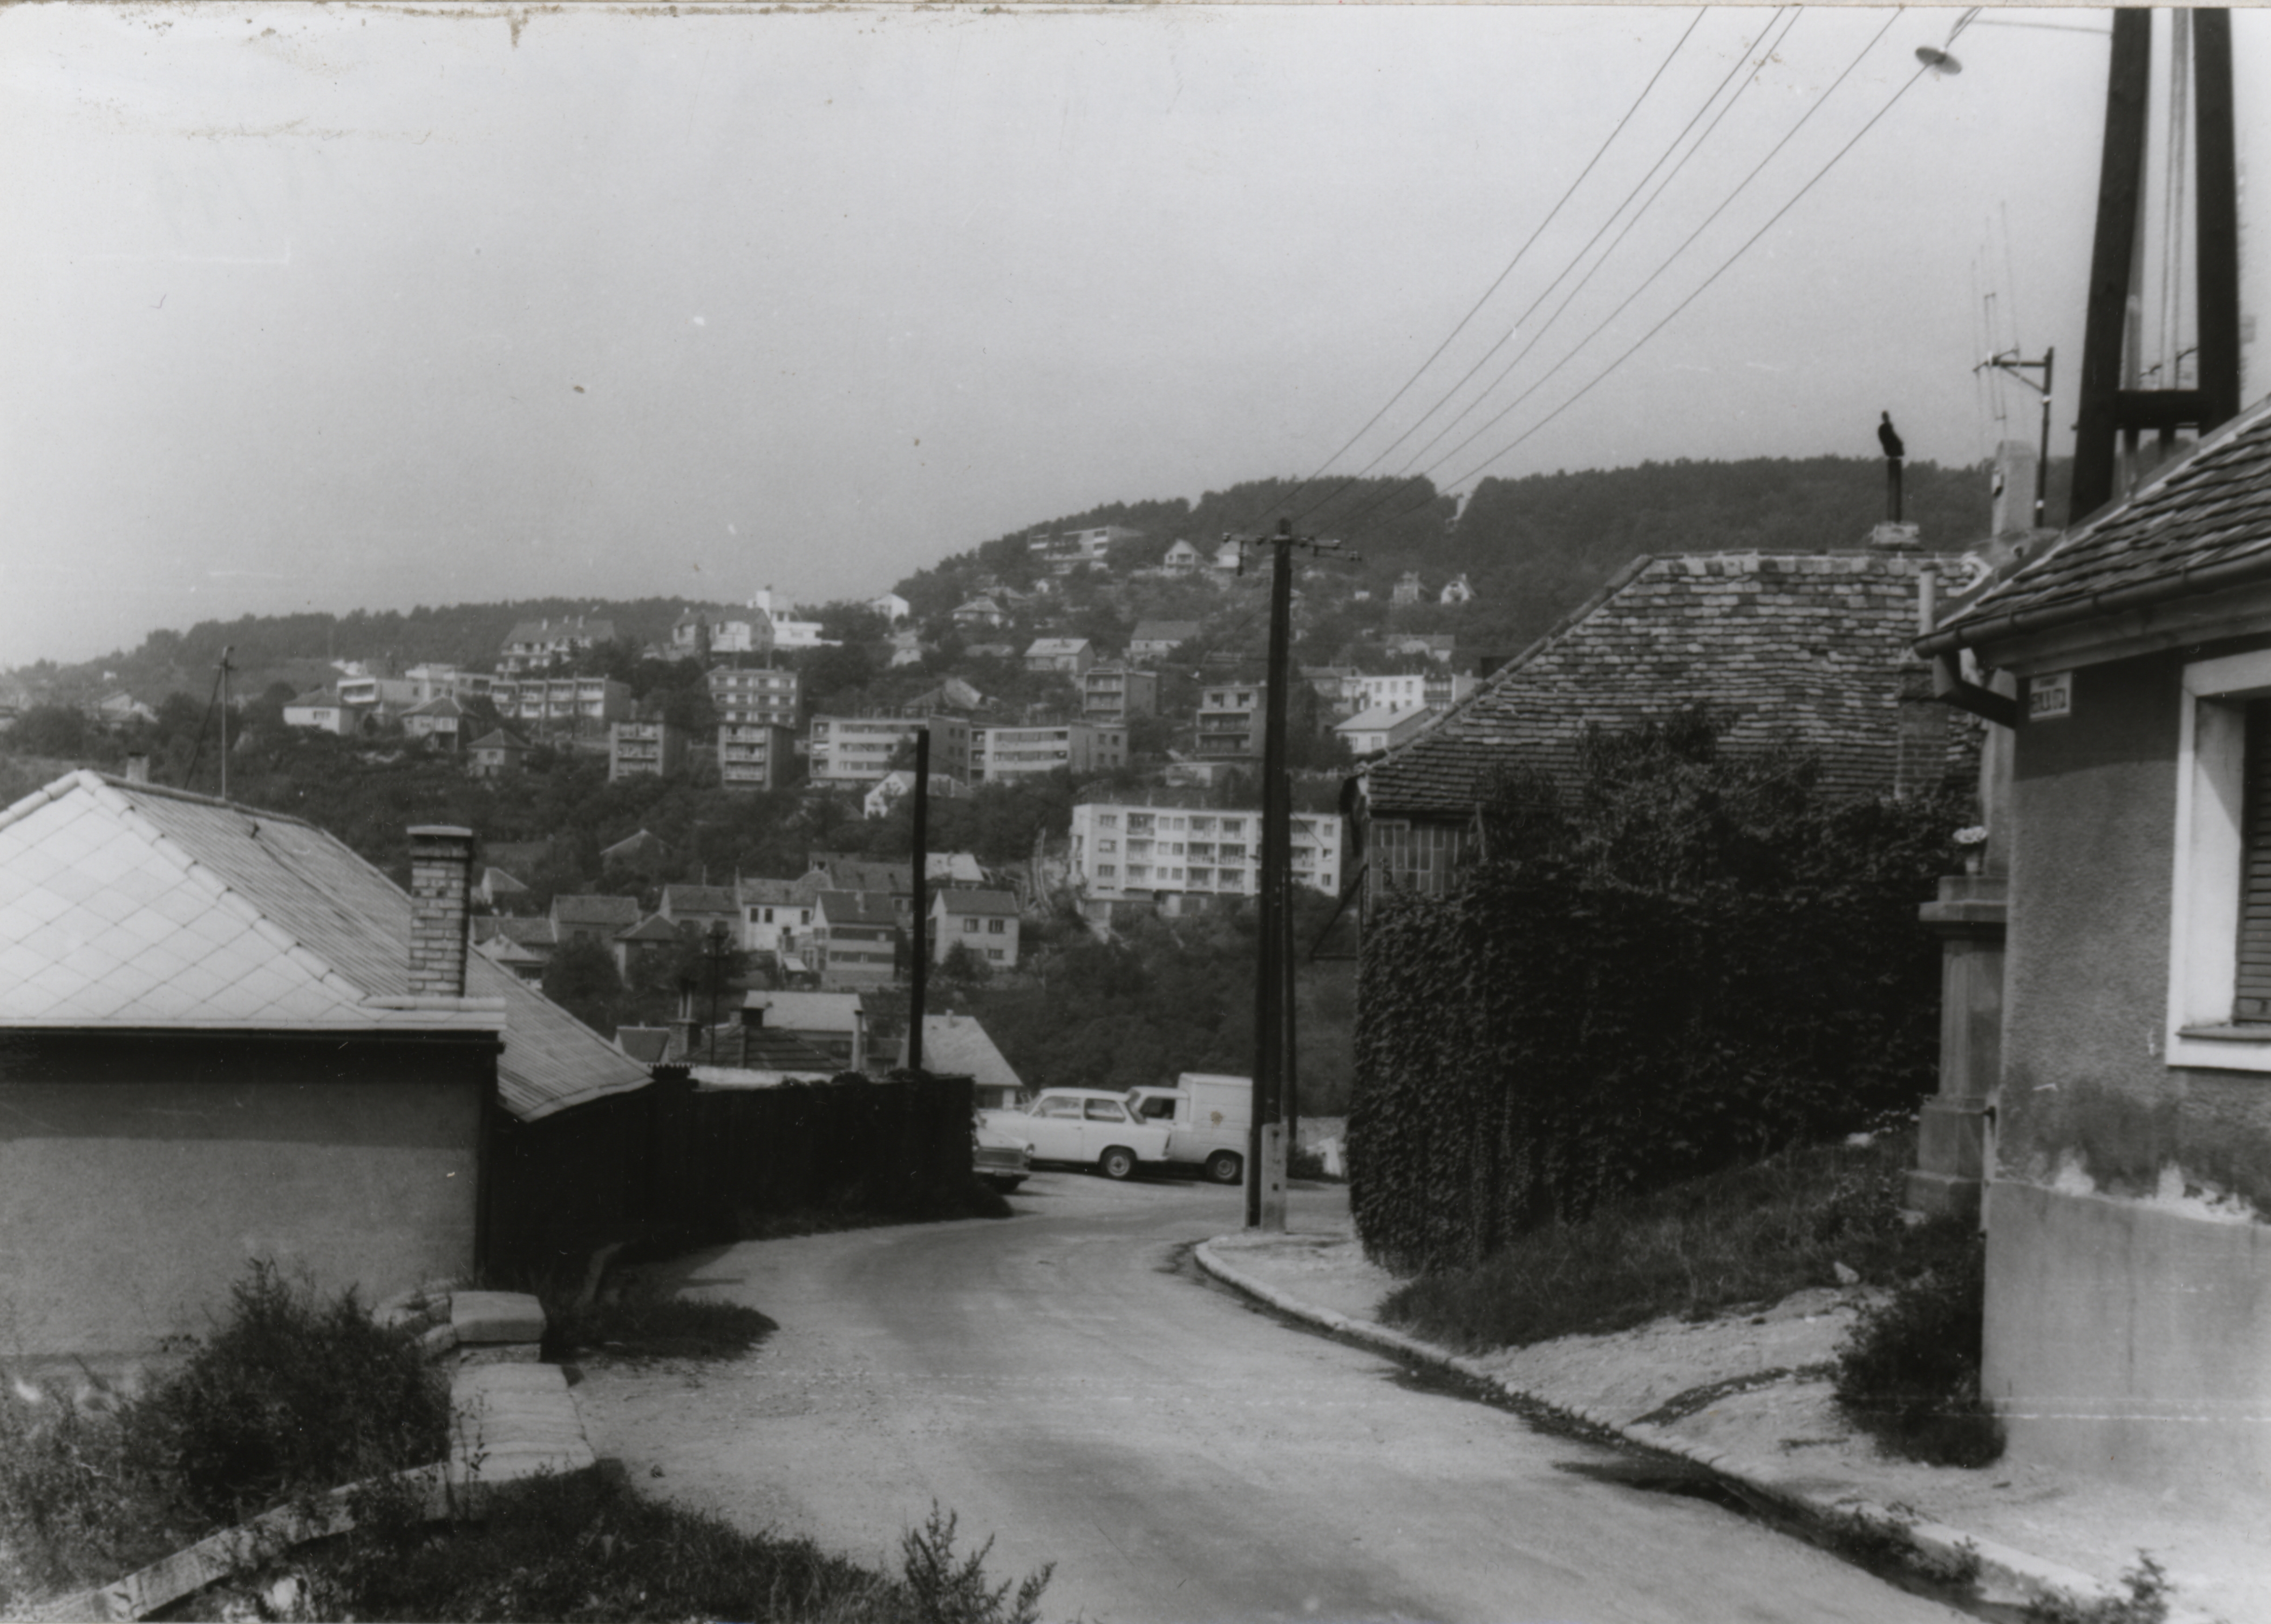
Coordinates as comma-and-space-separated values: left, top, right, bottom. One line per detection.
2168, 651, 2271, 1070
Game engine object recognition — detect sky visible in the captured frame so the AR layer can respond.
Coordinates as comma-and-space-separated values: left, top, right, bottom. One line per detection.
5, 3, 2270, 668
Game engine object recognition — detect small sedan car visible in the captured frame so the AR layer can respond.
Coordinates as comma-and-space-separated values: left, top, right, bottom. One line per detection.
973, 1121, 1031, 1193
980, 1088, 1174, 1180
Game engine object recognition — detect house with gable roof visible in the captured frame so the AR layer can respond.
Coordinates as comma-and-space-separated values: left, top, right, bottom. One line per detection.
0, 773, 650, 1358
811, 891, 901, 989
1916, 393, 2271, 1504
930, 887, 1020, 969
903, 1012, 1025, 1108
1356, 540, 1980, 901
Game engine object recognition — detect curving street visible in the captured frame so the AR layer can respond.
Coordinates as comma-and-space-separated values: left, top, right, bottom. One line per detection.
573, 1173, 1965, 1623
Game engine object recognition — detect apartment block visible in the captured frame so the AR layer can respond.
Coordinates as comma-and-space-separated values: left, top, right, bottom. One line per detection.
609, 721, 686, 782
708, 665, 802, 729
718, 722, 796, 792
1082, 665, 1158, 723
807, 712, 972, 787
1194, 684, 1263, 762
492, 677, 632, 738
971, 721, 1126, 785
1068, 796, 1343, 914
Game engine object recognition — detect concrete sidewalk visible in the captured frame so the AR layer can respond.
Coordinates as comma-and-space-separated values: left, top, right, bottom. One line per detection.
1200, 1219, 2265, 1624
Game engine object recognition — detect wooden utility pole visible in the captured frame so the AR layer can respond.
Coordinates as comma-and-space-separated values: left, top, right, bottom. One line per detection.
907, 726, 930, 1076
1227, 518, 1343, 1231
2070, 8, 2240, 525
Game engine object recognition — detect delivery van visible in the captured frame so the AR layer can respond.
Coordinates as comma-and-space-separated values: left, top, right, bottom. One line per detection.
1125, 1073, 1253, 1184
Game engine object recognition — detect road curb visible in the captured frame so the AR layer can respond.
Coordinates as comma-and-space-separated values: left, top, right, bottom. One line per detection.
1193, 1238, 2185, 1621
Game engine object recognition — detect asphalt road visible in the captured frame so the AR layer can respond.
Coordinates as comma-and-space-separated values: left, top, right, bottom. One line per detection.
573, 1172, 1965, 1624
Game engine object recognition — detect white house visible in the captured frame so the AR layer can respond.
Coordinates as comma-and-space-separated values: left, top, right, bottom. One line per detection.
1336, 704, 1433, 759
1161, 539, 1202, 573
931, 888, 1021, 968
869, 592, 912, 624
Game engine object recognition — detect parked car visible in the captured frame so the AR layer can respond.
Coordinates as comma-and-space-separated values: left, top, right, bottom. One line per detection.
980, 1088, 1173, 1180
974, 1120, 1031, 1193
1126, 1075, 1252, 1184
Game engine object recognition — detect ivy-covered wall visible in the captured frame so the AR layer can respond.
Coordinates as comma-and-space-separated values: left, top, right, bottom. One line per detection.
1349, 715, 1962, 1275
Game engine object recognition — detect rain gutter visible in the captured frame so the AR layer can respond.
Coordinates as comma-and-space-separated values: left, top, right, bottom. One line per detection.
1918, 544, 2271, 662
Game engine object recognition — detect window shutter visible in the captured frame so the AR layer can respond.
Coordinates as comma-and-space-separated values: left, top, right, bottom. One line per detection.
2236, 701, 2271, 1020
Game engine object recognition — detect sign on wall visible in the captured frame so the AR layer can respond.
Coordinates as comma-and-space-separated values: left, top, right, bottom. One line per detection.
2028, 670, 2073, 721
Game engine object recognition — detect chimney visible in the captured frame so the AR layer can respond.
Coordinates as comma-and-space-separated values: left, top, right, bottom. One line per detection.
407, 826, 476, 997
676, 983, 703, 1054
124, 754, 149, 785
1990, 437, 2041, 537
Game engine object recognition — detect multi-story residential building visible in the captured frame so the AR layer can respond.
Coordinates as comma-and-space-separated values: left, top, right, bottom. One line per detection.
1194, 684, 1263, 762
1302, 666, 1364, 716
971, 721, 1127, 784
336, 675, 420, 721
707, 665, 802, 729
498, 615, 616, 675
748, 588, 828, 651
811, 891, 900, 989
404, 664, 493, 704
1423, 669, 1480, 710
492, 677, 632, 738
930, 888, 1020, 967
807, 713, 971, 787
1129, 621, 1201, 663
1068, 795, 1343, 915
1082, 665, 1158, 724
718, 722, 795, 792
737, 879, 816, 959
1357, 673, 1428, 715
1024, 637, 1095, 676
609, 721, 685, 782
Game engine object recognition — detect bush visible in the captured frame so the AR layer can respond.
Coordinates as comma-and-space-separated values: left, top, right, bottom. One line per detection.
0, 1379, 181, 1605
135, 1261, 451, 1525
1834, 1225, 2004, 1467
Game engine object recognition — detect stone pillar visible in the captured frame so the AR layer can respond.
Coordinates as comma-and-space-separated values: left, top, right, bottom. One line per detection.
1907, 874, 2005, 1223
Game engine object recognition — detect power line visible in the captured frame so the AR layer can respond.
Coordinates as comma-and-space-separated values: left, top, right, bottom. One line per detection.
1323, 6, 1805, 521
1293, 8, 1794, 531
1229, 8, 1708, 536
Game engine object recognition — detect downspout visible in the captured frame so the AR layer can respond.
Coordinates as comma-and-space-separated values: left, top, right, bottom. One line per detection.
1921, 566, 2021, 728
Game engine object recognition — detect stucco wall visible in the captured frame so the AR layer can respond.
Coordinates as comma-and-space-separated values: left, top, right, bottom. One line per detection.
0, 1037, 486, 1358
1990, 643, 2271, 1496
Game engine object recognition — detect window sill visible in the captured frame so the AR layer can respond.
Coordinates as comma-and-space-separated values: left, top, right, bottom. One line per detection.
2168, 1024, 2271, 1072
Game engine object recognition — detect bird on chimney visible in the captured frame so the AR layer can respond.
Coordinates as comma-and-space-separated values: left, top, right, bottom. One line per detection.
1877, 412, 1905, 461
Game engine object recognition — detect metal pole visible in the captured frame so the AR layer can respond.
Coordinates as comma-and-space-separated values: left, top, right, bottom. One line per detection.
909, 727, 930, 1076
1250, 521, 1295, 1232
2036, 349, 2054, 529
218, 647, 233, 800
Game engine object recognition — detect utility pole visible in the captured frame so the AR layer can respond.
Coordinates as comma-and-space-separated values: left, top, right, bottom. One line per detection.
2070, 8, 2240, 525
705, 922, 732, 1066
217, 647, 234, 799
1976, 348, 2055, 529
908, 726, 930, 1076
1223, 518, 1344, 1231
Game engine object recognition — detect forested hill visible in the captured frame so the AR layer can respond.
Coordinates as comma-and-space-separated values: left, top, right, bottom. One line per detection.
16, 453, 2056, 701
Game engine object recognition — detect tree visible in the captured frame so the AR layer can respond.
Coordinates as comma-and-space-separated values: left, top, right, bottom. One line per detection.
940, 940, 994, 987
541, 938, 626, 1036
8, 703, 92, 760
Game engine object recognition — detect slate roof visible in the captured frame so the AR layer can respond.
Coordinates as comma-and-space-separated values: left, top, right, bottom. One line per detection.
1926, 393, 2271, 653
935, 887, 1019, 919
0, 772, 648, 1121
552, 894, 641, 930
815, 889, 899, 930
1364, 550, 1976, 818
906, 1013, 1022, 1093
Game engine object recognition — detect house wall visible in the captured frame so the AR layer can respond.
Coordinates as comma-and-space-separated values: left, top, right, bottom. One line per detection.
0, 1034, 490, 1359
1991, 644, 2271, 1498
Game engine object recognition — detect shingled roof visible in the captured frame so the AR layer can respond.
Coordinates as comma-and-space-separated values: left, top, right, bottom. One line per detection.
1924, 393, 2271, 655
1364, 549, 1977, 819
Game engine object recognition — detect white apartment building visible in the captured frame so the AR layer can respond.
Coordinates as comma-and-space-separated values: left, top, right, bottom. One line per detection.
708, 665, 801, 729
1068, 799, 1342, 912
1357, 672, 1428, 714
719, 722, 796, 792
971, 721, 1126, 784
807, 713, 972, 787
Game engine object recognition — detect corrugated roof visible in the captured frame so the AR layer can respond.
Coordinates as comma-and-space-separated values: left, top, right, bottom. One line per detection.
1364, 550, 1978, 818
0, 772, 649, 1122
936, 888, 1019, 918
1928, 393, 2271, 651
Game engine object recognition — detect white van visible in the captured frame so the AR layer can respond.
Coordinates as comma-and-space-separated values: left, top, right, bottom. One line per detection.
1125, 1073, 1253, 1184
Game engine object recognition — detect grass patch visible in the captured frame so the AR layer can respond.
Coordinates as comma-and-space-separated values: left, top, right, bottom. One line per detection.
1833, 1228, 2004, 1467
543, 1274, 779, 1364
0, 1262, 448, 1611
1379, 1124, 1956, 1351
166, 1473, 1053, 1624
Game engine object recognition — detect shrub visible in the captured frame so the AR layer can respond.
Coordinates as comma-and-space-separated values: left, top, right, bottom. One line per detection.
1834, 1225, 2004, 1467
898, 1503, 1053, 1624
0, 1378, 181, 1605
133, 1261, 451, 1525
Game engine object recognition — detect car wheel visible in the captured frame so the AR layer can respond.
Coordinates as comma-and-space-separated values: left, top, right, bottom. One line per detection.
1097, 1146, 1136, 1181
1204, 1151, 1243, 1185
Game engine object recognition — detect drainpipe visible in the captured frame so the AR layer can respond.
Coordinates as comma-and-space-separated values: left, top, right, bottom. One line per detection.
1920, 567, 2019, 729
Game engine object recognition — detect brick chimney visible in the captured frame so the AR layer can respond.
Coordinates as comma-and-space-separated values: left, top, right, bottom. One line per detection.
124, 755, 149, 785
407, 826, 476, 997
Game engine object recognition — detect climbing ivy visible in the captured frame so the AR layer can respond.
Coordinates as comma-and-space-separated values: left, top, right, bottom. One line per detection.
1350, 712, 1966, 1275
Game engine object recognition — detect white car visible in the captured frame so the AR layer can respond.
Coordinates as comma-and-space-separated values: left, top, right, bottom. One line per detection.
980, 1088, 1173, 1180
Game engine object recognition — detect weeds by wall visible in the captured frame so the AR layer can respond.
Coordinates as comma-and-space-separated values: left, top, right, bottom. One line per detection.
1351, 712, 1962, 1275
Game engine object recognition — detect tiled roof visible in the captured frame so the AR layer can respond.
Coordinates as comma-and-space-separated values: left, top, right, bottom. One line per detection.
1929, 393, 2271, 651
0, 772, 647, 1121
660, 884, 738, 916
480, 866, 529, 894
404, 695, 464, 718
809, 855, 912, 894
738, 876, 805, 908
552, 894, 641, 929
816, 889, 899, 930
906, 1013, 1021, 1092
479, 916, 557, 948
936, 887, 1019, 918
1025, 638, 1090, 656
617, 914, 683, 943
616, 1025, 673, 1064
600, 830, 665, 862
743, 990, 863, 1032
1365, 550, 1976, 818
1131, 621, 1201, 644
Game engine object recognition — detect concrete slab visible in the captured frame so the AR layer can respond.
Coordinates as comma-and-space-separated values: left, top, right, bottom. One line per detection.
450, 1290, 545, 1344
